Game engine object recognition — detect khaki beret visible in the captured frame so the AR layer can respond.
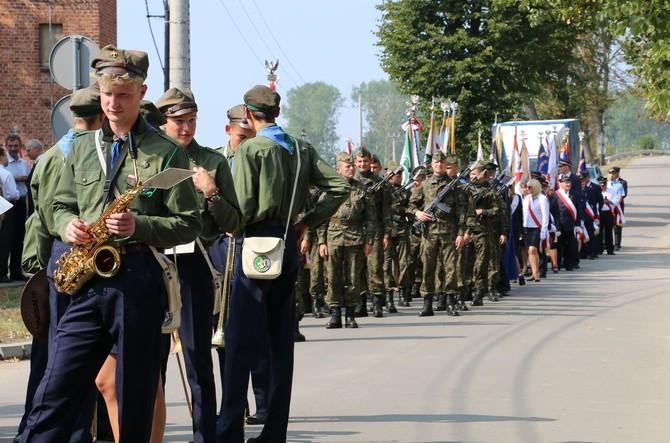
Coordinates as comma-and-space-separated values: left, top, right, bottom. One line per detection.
354, 146, 371, 158
244, 85, 280, 113
471, 160, 487, 171
386, 160, 400, 171
226, 104, 251, 129
91, 44, 149, 79
412, 166, 427, 177
445, 155, 459, 165
156, 87, 198, 117
69, 85, 101, 118
336, 152, 354, 164
140, 100, 167, 127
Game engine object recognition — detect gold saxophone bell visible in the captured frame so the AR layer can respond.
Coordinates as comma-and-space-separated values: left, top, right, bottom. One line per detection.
92, 245, 122, 278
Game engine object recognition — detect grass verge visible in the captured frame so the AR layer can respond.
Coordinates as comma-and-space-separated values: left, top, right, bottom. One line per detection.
0, 286, 31, 344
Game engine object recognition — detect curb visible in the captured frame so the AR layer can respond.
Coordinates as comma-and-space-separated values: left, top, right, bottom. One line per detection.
0, 341, 32, 361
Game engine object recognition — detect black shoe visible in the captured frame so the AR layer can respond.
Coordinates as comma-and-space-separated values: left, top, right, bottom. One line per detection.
345, 307, 358, 328
326, 307, 342, 329
607, 251, 615, 255
574, 264, 580, 269
246, 437, 286, 443
294, 319, 306, 342
12, 434, 21, 443
518, 275, 525, 286
565, 267, 574, 271
246, 412, 268, 425
539, 272, 547, 279
614, 245, 621, 251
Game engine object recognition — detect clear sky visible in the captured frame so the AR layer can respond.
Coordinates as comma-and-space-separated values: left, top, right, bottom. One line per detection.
117, 0, 388, 149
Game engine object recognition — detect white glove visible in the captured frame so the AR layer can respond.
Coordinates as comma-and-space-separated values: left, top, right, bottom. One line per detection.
574, 226, 582, 236
540, 230, 547, 241
555, 230, 562, 238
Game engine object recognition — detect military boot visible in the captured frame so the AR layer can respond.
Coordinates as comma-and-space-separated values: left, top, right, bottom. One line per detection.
410, 283, 420, 302
418, 294, 434, 317
445, 294, 459, 317
464, 285, 473, 301
354, 293, 368, 318
435, 293, 447, 311
294, 318, 306, 342
326, 307, 342, 329
456, 293, 469, 311
312, 297, 324, 319
345, 306, 358, 328
471, 289, 484, 307
399, 286, 411, 307
372, 294, 384, 318
487, 286, 499, 302
386, 290, 397, 313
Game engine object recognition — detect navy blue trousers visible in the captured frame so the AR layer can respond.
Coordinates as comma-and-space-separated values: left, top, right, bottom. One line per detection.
21, 240, 164, 443
175, 252, 217, 443
216, 226, 298, 442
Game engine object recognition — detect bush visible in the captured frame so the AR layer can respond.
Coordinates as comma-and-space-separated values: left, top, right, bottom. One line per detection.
634, 134, 656, 151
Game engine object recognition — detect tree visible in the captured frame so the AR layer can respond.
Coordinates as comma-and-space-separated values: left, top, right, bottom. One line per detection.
352, 80, 408, 163
282, 82, 345, 164
375, 0, 576, 157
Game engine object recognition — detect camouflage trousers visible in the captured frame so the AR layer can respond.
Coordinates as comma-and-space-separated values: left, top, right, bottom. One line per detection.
419, 232, 458, 298
383, 234, 411, 290
295, 252, 310, 318
309, 241, 326, 298
408, 232, 423, 289
325, 244, 366, 308
361, 237, 385, 295
471, 232, 501, 289
457, 241, 475, 290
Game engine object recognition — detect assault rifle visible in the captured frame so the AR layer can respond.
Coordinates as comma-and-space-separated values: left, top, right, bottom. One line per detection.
366, 165, 404, 195
391, 169, 425, 197
491, 171, 513, 196
413, 166, 472, 229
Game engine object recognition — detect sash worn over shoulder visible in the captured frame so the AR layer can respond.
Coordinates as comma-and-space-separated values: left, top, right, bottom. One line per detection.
556, 190, 577, 222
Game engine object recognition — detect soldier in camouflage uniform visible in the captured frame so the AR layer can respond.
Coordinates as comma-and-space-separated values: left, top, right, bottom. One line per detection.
318, 152, 377, 328
383, 161, 414, 309
467, 162, 509, 306
354, 147, 392, 318
409, 151, 473, 317
300, 187, 328, 319
407, 167, 428, 303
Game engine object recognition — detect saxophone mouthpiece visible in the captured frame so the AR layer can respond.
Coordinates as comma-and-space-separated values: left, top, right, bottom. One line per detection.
128, 132, 138, 160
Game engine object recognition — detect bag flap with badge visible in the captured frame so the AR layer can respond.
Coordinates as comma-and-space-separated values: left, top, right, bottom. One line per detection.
151, 248, 182, 334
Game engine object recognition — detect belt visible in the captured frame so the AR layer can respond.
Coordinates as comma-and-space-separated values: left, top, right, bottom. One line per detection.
247, 219, 289, 229
119, 243, 152, 255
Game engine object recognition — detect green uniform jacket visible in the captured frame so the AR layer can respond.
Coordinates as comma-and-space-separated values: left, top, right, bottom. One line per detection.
183, 139, 241, 244
53, 116, 202, 248
389, 184, 413, 237
317, 178, 378, 247
469, 183, 509, 236
22, 130, 88, 272
357, 172, 392, 239
409, 174, 473, 236
231, 124, 349, 235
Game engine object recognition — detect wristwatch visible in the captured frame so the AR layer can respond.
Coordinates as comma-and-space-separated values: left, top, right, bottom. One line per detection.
205, 189, 221, 204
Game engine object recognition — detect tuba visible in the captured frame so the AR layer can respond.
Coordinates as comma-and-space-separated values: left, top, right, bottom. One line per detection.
53, 184, 142, 295
212, 237, 235, 347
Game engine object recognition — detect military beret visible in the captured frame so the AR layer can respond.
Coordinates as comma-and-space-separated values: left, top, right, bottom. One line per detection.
471, 160, 487, 171
69, 85, 101, 118
140, 100, 167, 127
371, 154, 381, 165
156, 87, 198, 117
608, 166, 620, 173
336, 152, 354, 164
445, 155, 459, 165
432, 150, 447, 162
244, 85, 280, 113
91, 44, 149, 79
559, 174, 571, 183
484, 162, 498, 170
412, 166, 427, 177
226, 104, 251, 129
558, 160, 572, 167
354, 146, 372, 158
424, 166, 434, 175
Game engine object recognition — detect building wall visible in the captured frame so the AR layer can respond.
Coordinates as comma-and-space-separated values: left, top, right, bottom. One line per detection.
0, 0, 116, 148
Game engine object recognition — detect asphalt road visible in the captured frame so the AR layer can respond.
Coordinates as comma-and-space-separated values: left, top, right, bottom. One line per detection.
1, 156, 669, 442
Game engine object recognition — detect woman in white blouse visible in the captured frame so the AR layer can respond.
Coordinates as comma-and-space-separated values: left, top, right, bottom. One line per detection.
522, 179, 549, 281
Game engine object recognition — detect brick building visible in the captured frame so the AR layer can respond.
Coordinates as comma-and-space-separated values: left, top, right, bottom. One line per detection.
0, 0, 116, 148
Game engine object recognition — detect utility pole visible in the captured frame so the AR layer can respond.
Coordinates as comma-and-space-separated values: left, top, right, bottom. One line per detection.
168, 0, 190, 89
387, 132, 401, 162
358, 90, 363, 147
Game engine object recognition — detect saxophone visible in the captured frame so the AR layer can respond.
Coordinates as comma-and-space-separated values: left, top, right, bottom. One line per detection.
54, 183, 142, 295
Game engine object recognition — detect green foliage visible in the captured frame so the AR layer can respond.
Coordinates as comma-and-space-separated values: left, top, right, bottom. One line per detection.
352, 80, 408, 163
282, 82, 345, 164
605, 91, 670, 151
375, 0, 576, 157
634, 134, 656, 151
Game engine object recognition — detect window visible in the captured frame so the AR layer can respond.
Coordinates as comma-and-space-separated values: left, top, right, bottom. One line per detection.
39, 23, 64, 70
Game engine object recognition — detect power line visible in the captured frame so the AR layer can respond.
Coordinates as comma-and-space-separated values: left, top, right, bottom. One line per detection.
251, 0, 307, 85
216, 0, 267, 73
144, 0, 165, 73
236, 0, 301, 88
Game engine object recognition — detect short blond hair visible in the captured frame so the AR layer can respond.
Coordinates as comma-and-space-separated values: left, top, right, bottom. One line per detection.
97, 72, 144, 89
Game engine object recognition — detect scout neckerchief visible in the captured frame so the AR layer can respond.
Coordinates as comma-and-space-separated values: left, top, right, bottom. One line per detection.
525, 195, 542, 228
95, 129, 129, 205
556, 188, 577, 222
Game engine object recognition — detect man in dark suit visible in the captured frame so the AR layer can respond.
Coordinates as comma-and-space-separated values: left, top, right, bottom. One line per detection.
551, 175, 583, 271
579, 170, 603, 259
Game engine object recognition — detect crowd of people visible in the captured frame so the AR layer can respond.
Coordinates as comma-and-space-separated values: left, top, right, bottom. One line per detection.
6, 43, 628, 443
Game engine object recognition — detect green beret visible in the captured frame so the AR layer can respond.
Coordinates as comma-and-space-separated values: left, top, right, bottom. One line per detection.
226, 104, 251, 129
156, 87, 198, 117
91, 44, 149, 79
386, 160, 400, 171
243, 85, 280, 113
354, 146, 371, 158
336, 152, 354, 164
432, 150, 447, 162
445, 155, 459, 165
140, 100, 167, 127
69, 85, 101, 118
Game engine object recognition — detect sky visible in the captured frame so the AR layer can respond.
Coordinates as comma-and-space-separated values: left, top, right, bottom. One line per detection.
117, 0, 388, 149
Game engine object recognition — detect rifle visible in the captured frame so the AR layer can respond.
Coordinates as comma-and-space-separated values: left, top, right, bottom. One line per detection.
413, 166, 472, 229
490, 171, 513, 196
366, 165, 404, 195
391, 169, 424, 197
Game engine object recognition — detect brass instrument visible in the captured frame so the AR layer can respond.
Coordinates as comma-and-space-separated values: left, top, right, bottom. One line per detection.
54, 183, 142, 295
211, 237, 235, 348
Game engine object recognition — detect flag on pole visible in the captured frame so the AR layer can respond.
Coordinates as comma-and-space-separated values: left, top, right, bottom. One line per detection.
401, 117, 423, 184
490, 125, 501, 167
520, 137, 530, 182
424, 114, 439, 164
477, 131, 485, 161
400, 129, 413, 185
439, 116, 450, 153
346, 138, 353, 155
547, 133, 558, 187
449, 112, 456, 155
578, 142, 587, 174
559, 135, 571, 163
512, 126, 522, 184
537, 139, 549, 174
